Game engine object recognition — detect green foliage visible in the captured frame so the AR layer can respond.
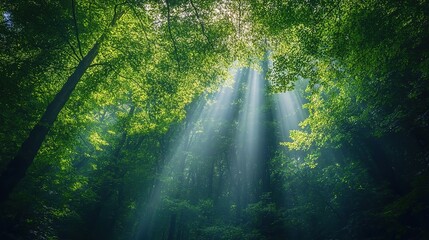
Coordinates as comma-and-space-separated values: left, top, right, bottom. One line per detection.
1, 0, 428, 239
200, 225, 247, 240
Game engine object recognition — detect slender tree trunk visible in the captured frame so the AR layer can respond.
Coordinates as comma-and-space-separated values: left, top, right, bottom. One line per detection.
0, 43, 100, 202
167, 213, 177, 240
0, 10, 124, 202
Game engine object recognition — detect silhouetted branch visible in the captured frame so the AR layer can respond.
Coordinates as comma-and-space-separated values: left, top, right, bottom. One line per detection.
111, 1, 129, 27
66, 38, 82, 62
71, 0, 84, 58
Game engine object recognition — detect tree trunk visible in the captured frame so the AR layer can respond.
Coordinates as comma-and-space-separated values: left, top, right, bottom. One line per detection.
0, 10, 124, 202
167, 213, 177, 240
0, 42, 100, 202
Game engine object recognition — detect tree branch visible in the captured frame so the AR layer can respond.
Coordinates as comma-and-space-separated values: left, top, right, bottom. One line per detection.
165, 0, 181, 71
88, 62, 110, 68
238, 0, 241, 37
189, 0, 213, 48
71, 0, 84, 58
129, 5, 155, 49
66, 38, 82, 62
95, 2, 127, 45
111, 1, 129, 27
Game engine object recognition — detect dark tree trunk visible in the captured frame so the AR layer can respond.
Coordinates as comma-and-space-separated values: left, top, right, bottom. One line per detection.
167, 213, 177, 240
0, 42, 100, 202
0, 10, 123, 202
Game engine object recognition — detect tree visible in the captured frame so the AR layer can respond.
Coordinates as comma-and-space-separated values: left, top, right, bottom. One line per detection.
0, 1, 125, 202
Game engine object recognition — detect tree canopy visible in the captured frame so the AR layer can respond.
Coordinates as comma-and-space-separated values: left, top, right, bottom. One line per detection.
1, 0, 428, 239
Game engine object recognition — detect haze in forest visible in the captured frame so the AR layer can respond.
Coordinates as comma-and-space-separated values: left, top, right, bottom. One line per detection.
1, 1, 428, 239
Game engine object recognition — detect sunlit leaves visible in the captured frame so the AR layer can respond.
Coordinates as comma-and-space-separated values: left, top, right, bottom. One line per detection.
88, 132, 109, 151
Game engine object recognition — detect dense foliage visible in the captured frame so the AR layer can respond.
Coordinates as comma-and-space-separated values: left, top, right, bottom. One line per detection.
1, 0, 428, 239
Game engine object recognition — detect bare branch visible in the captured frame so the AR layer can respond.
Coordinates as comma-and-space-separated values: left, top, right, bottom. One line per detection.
71, 0, 84, 58
66, 38, 82, 62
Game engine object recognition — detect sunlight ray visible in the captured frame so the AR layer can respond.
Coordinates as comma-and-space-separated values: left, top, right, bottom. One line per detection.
135, 70, 242, 239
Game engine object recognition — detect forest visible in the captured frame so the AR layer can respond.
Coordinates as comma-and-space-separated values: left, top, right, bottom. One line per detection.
0, 0, 428, 239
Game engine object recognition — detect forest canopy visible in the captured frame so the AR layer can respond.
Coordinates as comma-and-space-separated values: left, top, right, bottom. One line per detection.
1, 0, 428, 239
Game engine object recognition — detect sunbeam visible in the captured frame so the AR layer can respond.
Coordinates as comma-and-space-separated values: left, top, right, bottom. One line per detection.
233, 68, 265, 209
273, 86, 307, 142
135, 70, 242, 239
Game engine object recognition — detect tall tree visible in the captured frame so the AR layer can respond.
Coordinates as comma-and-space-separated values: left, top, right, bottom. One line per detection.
0, 2, 125, 202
